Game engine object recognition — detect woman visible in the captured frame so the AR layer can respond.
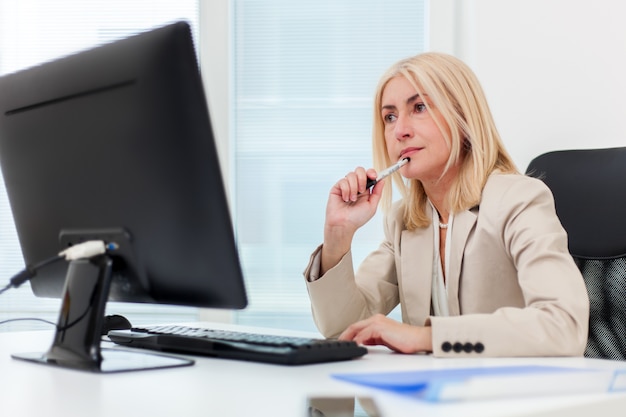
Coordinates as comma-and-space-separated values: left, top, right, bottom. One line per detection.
303, 52, 589, 357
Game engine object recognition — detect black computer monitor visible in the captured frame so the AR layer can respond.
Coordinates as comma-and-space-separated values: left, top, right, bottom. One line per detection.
0, 21, 248, 372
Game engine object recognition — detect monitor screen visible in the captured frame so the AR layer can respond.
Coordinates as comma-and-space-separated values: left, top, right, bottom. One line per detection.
0, 21, 248, 371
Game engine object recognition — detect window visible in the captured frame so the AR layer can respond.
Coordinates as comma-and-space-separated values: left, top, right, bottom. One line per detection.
232, 0, 427, 331
0, 0, 200, 331
0, 1, 427, 334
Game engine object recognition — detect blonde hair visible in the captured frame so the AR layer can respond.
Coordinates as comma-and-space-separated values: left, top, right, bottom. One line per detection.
372, 52, 518, 230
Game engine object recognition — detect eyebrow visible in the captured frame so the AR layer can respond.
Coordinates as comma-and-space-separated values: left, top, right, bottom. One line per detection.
381, 93, 424, 112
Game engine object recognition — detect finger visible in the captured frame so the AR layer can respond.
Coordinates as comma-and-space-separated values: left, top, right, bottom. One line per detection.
338, 318, 370, 341
334, 177, 351, 203
354, 166, 368, 194
334, 174, 358, 203
351, 326, 386, 347
364, 168, 378, 191
343, 167, 367, 202
345, 172, 359, 202
338, 323, 359, 341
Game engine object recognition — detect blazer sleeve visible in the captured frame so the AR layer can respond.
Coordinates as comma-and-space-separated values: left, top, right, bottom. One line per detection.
429, 176, 590, 357
303, 210, 402, 339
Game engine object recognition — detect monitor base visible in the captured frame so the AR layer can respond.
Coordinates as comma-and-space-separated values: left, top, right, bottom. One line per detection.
12, 347, 194, 373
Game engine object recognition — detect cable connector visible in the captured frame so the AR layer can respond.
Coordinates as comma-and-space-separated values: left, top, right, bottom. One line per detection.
59, 240, 117, 261
1, 240, 119, 296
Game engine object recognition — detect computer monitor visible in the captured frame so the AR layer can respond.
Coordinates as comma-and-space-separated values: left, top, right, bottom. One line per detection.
0, 21, 248, 372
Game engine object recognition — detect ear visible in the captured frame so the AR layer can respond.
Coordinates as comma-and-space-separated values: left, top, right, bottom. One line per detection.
463, 137, 472, 151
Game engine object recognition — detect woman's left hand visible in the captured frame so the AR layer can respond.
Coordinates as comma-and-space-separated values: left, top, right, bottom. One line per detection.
338, 314, 433, 353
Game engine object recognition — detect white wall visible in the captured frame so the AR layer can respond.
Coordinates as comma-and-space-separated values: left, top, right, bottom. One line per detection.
199, 0, 230, 183
430, 0, 626, 171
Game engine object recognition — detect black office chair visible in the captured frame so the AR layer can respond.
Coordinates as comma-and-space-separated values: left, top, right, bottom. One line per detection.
526, 146, 626, 360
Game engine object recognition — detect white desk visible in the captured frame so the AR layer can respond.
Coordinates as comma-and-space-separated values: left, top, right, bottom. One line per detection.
1, 323, 626, 417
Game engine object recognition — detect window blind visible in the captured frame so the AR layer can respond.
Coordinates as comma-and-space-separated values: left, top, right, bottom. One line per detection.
232, 0, 427, 331
0, 0, 200, 331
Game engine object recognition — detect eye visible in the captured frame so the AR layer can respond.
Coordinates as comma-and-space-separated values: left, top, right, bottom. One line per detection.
415, 103, 427, 113
383, 113, 397, 123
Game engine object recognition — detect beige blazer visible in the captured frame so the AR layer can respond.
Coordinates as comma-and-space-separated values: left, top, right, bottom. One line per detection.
304, 173, 590, 357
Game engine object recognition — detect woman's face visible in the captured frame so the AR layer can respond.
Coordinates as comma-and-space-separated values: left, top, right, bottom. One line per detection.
380, 75, 455, 184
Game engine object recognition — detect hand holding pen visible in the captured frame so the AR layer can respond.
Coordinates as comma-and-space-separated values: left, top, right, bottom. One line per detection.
334, 157, 410, 204
365, 157, 410, 189
322, 157, 411, 275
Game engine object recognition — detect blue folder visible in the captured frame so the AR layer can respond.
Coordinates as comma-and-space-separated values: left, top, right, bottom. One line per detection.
333, 365, 626, 402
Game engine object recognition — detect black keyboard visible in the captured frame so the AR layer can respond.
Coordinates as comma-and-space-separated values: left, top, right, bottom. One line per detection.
107, 325, 368, 365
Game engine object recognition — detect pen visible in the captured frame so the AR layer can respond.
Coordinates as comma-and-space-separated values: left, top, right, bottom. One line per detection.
365, 157, 410, 189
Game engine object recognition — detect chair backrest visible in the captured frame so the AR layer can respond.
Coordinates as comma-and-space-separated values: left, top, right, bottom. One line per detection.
526, 146, 626, 360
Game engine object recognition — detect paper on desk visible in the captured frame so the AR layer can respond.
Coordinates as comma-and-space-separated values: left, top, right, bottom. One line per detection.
332, 365, 626, 402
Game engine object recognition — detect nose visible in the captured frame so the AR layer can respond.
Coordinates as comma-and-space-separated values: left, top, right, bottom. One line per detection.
394, 113, 413, 141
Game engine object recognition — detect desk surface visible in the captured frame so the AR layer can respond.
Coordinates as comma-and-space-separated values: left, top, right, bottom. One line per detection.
1, 322, 625, 417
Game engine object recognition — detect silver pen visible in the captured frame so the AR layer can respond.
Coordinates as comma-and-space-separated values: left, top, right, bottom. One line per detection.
365, 157, 410, 189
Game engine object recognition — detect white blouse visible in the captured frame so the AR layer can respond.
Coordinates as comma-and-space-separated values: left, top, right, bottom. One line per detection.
430, 202, 453, 317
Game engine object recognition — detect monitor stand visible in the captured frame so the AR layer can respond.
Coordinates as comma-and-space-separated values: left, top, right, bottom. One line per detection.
12, 255, 194, 372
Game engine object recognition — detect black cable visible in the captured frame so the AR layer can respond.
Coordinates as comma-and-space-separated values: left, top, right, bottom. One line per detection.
0, 313, 115, 344
1, 253, 92, 332
0, 317, 113, 344
1, 242, 115, 334
1, 258, 98, 332
0, 317, 58, 327
0, 317, 105, 339
1, 241, 112, 296
0, 314, 94, 333
1, 254, 63, 294
0, 283, 12, 296
54, 287, 98, 332
0, 257, 66, 331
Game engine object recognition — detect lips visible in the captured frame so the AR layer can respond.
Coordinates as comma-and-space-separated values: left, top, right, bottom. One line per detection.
399, 147, 422, 159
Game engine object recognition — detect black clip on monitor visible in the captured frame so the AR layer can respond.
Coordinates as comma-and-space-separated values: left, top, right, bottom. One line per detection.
0, 21, 248, 372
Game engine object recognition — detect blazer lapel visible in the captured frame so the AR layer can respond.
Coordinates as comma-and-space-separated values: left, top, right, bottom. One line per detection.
446, 207, 478, 315
400, 222, 434, 326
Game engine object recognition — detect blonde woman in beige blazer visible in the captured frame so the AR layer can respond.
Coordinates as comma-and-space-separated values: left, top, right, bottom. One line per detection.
303, 53, 589, 357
